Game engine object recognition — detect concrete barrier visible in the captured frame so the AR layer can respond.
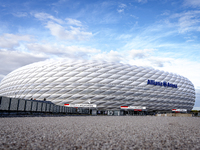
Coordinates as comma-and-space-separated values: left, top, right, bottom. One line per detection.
32, 101, 37, 111
46, 104, 50, 112
50, 104, 53, 112
0, 97, 10, 110
56, 106, 60, 113
59, 106, 63, 113
18, 99, 25, 111
63, 107, 66, 113
42, 103, 46, 112
0, 96, 95, 115
53, 105, 57, 113
61, 106, 65, 113
25, 100, 32, 111
65, 107, 68, 113
10, 98, 19, 111
52, 105, 56, 113
37, 102, 42, 112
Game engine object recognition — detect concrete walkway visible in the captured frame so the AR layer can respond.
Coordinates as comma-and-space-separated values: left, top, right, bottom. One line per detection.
0, 116, 200, 149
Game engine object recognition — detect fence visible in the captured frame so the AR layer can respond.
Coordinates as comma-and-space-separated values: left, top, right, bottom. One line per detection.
0, 96, 89, 116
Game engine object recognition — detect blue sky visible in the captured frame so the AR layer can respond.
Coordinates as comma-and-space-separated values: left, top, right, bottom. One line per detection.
0, 0, 200, 109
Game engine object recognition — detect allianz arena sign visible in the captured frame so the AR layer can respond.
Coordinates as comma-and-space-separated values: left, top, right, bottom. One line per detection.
147, 80, 178, 88
0, 59, 195, 111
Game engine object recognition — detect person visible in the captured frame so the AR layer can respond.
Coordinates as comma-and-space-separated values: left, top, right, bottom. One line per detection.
30, 98, 33, 100
44, 98, 46, 101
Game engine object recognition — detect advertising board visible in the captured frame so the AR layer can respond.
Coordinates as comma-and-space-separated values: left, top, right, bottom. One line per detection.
64, 104, 97, 108
121, 106, 146, 109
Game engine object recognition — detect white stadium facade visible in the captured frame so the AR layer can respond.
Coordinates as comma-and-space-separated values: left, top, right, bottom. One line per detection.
0, 59, 195, 112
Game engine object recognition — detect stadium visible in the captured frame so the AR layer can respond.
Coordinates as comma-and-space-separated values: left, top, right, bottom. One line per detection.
0, 59, 195, 113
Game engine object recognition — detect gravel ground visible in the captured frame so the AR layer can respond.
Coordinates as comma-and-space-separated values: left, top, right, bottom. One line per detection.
0, 116, 200, 150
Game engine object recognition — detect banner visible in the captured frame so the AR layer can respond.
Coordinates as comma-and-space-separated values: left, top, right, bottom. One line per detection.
172, 109, 187, 112
121, 106, 146, 109
64, 104, 97, 108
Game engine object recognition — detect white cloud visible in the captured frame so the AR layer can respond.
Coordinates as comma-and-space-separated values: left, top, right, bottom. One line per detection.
117, 3, 127, 13
165, 60, 200, 87
12, 12, 28, 17
136, 0, 148, 3
128, 49, 171, 67
178, 12, 200, 33
161, 10, 170, 16
129, 49, 155, 59
130, 15, 139, 19
124, 31, 173, 51
186, 39, 194, 42
148, 57, 171, 67
34, 12, 64, 24
45, 21, 92, 41
183, 0, 200, 7
91, 48, 171, 69
0, 33, 32, 49
66, 18, 82, 26
119, 4, 127, 8
91, 48, 170, 68
117, 9, 124, 13
0, 49, 46, 81
34, 13, 92, 41
170, 11, 200, 33
127, 53, 200, 87
116, 34, 132, 40
26, 43, 100, 59
127, 53, 172, 68
91, 50, 125, 63
123, 21, 180, 51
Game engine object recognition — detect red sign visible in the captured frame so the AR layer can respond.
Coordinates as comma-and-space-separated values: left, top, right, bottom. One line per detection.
121, 106, 128, 108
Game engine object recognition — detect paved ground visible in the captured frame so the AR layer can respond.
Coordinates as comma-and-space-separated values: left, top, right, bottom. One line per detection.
0, 116, 200, 150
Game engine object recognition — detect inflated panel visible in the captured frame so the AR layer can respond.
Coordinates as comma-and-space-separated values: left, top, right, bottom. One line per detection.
0, 59, 195, 111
